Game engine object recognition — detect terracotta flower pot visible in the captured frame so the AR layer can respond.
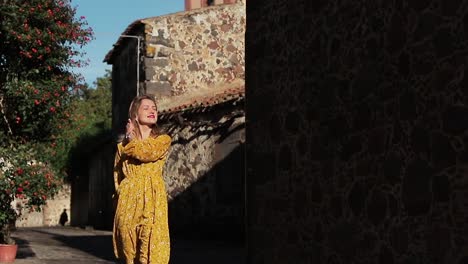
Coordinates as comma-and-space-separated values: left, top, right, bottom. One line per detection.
0, 244, 18, 263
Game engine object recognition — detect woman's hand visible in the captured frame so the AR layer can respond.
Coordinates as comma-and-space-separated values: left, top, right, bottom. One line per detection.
125, 119, 135, 140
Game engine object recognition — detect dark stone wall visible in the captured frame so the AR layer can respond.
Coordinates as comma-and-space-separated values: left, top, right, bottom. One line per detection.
159, 104, 245, 241
158, 103, 245, 241
247, 0, 468, 263
87, 139, 115, 230
69, 135, 115, 230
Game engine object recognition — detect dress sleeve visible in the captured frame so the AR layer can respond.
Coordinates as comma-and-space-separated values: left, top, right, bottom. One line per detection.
113, 143, 124, 195
122, 134, 172, 163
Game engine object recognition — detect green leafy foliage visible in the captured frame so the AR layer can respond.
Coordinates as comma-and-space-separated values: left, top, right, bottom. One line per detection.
0, 0, 94, 244
0, 0, 94, 142
51, 70, 112, 175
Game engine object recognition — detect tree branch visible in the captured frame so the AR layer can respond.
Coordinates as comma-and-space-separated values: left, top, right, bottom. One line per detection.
0, 95, 13, 136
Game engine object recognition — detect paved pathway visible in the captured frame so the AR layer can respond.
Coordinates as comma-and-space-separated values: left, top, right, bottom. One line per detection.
10, 227, 245, 264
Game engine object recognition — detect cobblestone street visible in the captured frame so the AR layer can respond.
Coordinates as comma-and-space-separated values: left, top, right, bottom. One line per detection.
10, 227, 245, 264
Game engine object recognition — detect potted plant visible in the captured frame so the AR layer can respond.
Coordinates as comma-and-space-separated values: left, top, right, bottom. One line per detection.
0, 154, 60, 262
0, 162, 20, 262
0, 171, 18, 263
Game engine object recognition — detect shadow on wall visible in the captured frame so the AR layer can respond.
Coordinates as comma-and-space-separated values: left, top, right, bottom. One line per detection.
67, 128, 115, 230
168, 143, 246, 243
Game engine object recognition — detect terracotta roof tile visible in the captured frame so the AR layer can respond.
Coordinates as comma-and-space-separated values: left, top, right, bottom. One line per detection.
159, 85, 244, 115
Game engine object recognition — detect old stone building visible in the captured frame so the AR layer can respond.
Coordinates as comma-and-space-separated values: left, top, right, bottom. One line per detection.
104, 1, 245, 139
103, 0, 246, 240
157, 85, 245, 240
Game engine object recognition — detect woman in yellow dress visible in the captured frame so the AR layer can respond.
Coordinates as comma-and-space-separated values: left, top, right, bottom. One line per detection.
113, 95, 171, 264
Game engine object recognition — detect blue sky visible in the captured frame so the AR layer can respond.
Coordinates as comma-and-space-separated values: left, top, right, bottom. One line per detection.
72, 0, 184, 86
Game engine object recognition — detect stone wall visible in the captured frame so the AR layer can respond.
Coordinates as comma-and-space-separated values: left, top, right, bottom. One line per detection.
142, 1, 245, 99
160, 103, 245, 240
15, 184, 71, 227
247, 0, 468, 263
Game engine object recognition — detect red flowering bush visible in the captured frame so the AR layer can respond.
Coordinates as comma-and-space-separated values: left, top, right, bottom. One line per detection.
0, 0, 93, 142
0, 145, 61, 244
0, 174, 16, 244
0, 0, 99, 244
0, 0, 92, 243
5, 162, 61, 209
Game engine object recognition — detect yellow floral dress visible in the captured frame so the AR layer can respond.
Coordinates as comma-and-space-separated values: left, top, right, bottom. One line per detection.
112, 134, 171, 264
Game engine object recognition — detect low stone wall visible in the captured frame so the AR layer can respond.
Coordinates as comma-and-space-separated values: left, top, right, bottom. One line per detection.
15, 184, 71, 227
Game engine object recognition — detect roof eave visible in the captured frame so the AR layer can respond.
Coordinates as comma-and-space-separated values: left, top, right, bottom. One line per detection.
103, 19, 145, 64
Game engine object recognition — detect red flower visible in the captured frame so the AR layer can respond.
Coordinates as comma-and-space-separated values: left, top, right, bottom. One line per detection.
50, 107, 56, 112
16, 168, 24, 175
17, 187, 23, 193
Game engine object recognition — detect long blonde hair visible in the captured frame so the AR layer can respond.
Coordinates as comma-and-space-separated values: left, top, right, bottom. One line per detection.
128, 95, 160, 139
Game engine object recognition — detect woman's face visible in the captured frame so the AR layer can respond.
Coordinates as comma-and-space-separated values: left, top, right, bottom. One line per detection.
136, 99, 157, 126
